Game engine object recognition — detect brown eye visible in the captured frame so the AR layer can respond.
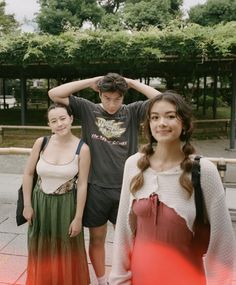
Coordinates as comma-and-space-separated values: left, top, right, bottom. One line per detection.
150, 115, 158, 121
168, 115, 176, 119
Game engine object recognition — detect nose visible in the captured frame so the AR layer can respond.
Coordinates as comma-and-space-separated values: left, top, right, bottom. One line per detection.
57, 119, 63, 126
158, 116, 167, 126
107, 101, 117, 112
109, 101, 116, 108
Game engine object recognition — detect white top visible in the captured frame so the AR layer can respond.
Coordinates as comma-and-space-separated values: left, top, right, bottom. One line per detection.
36, 155, 78, 194
109, 152, 236, 285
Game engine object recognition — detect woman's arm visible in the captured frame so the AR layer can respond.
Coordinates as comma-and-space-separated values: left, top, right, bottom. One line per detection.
22, 137, 44, 225
69, 143, 91, 237
200, 158, 236, 285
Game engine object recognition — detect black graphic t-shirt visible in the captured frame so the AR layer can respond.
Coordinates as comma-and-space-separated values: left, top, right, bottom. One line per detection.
69, 95, 148, 188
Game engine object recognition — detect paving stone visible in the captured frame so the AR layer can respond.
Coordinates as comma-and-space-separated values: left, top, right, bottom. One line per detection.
1, 233, 27, 256
0, 232, 17, 251
0, 216, 27, 235
0, 254, 27, 284
15, 271, 26, 285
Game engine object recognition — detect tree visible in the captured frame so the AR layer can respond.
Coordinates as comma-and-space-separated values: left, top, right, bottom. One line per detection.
37, 0, 104, 34
97, 0, 125, 13
0, 0, 19, 34
99, 12, 124, 31
188, 0, 236, 26
37, 0, 184, 33
122, 0, 183, 30
124, 0, 183, 15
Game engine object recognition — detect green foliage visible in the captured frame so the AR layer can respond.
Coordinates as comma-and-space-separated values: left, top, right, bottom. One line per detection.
97, 0, 125, 14
206, 22, 236, 57
37, 0, 104, 34
123, 0, 173, 30
36, 0, 184, 33
170, 0, 183, 14
0, 0, 19, 34
197, 95, 224, 109
99, 12, 124, 31
188, 0, 236, 26
0, 22, 236, 69
29, 88, 48, 102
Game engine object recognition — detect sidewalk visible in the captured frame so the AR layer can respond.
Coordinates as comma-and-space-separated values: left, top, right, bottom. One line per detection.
0, 139, 236, 284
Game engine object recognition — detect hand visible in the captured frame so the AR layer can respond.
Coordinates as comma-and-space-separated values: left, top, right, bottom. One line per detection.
68, 217, 82, 237
23, 206, 34, 226
90, 76, 103, 92
123, 77, 132, 89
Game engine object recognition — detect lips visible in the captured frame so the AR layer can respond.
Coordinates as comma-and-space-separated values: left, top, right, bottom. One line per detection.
56, 128, 65, 132
158, 130, 171, 135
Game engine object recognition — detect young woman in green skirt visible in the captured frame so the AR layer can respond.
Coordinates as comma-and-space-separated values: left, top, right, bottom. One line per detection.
22, 103, 91, 285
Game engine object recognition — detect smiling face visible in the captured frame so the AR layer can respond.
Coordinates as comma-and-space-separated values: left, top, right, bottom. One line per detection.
48, 107, 73, 135
100, 91, 123, 114
149, 100, 183, 144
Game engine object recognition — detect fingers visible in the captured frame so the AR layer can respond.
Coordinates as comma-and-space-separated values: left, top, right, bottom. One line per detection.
69, 229, 80, 237
69, 225, 80, 237
68, 225, 72, 236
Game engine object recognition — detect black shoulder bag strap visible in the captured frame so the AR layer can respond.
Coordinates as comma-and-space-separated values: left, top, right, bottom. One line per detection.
32, 136, 49, 188
192, 155, 204, 224
192, 155, 210, 256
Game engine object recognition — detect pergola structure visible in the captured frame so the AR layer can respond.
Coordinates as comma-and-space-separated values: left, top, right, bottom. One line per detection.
0, 57, 236, 149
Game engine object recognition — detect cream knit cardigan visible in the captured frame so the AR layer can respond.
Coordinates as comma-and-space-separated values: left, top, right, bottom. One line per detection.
109, 153, 236, 285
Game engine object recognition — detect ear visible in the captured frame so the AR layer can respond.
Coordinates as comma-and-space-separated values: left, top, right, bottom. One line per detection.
70, 115, 74, 123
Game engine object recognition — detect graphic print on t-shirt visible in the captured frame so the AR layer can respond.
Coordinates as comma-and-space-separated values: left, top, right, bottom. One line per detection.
95, 117, 126, 139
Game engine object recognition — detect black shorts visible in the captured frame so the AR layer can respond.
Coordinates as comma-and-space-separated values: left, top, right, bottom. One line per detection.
82, 184, 121, 227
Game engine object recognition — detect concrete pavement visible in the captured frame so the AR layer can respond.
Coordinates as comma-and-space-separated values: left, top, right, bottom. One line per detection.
0, 139, 236, 284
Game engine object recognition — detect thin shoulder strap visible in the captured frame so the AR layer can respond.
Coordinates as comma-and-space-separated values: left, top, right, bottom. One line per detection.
192, 155, 204, 224
76, 139, 84, 155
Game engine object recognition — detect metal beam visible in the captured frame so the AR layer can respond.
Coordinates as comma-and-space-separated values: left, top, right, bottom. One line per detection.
20, 75, 27, 125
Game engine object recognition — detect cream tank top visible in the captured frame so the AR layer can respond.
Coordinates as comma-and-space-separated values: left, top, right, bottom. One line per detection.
36, 140, 83, 194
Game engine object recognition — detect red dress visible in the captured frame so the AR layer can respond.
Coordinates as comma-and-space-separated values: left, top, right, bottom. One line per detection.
131, 194, 206, 285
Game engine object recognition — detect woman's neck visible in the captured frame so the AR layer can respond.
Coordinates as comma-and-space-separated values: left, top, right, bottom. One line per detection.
150, 142, 184, 172
53, 132, 73, 143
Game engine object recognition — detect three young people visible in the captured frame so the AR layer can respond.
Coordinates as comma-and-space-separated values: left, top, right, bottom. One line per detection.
23, 75, 235, 285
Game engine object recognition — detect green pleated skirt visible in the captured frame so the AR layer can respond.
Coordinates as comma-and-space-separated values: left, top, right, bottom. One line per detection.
26, 185, 90, 285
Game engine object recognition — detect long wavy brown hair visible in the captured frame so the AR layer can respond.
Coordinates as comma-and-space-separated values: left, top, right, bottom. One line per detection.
130, 91, 196, 195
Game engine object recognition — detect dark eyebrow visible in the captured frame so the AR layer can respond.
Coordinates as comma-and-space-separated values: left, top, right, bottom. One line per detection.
150, 111, 176, 115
